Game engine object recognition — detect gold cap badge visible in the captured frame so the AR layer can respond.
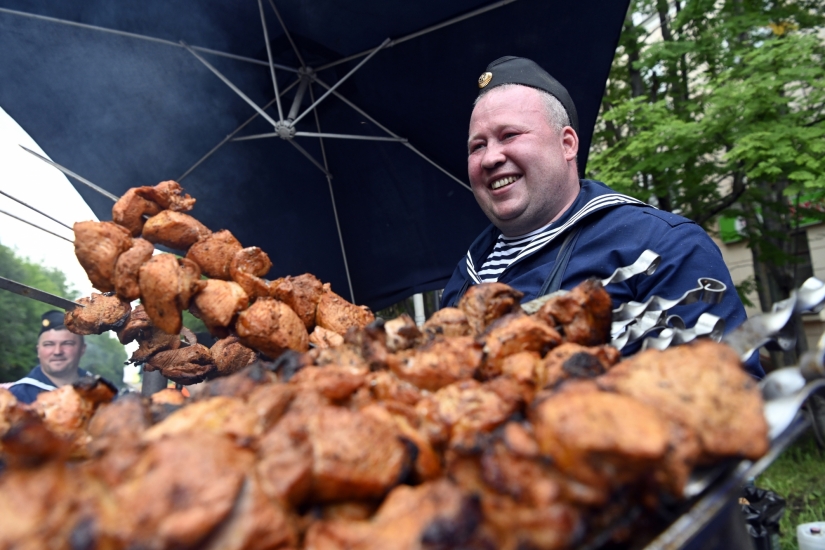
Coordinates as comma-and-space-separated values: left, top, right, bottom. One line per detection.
42, 319, 50, 327
478, 72, 492, 89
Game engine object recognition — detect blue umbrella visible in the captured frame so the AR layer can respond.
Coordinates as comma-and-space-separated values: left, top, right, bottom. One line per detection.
0, 0, 628, 310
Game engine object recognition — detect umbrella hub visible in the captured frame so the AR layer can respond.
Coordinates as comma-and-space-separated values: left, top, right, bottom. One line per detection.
273, 120, 296, 140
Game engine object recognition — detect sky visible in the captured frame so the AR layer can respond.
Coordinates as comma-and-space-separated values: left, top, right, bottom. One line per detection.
0, 106, 98, 298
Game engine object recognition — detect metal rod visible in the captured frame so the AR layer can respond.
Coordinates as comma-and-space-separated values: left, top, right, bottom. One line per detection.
287, 140, 332, 178
287, 76, 311, 121
294, 132, 407, 142
313, 76, 472, 191
0, 7, 297, 70
178, 80, 299, 182
141, 369, 169, 396
258, 0, 285, 121
0, 189, 73, 230
307, 84, 355, 302
0, 275, 81, 310
233, 131, 407, 142
315, 0, 518, 71
19, 145, 120, 202
267, 0, 306, 68
291, 38, 391, 126
180, 41, 281, 128
0, 209, 73, 243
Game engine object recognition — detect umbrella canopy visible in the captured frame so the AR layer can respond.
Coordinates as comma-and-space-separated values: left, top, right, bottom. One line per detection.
0, 0, 629, 310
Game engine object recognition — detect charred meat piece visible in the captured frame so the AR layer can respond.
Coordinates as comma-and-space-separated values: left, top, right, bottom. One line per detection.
113, 238, 154, 300
530, 389, 669, 488
309, 326, 345, 349
597, 339, 769, 462
290, 364, 368, 402
269, 273, 325, 329
133, 180, 196, 211
479, 313, 562, 379
190, 279, 248, 329
533, 279, 612, 346
422, 307, 471, 338
142, 210, 211, 251
458, 282, 524, 336
145, 344, 216, 385
116, 304, 152, 344
236, 298, 309, 358
73, 221, 133, 292
111, 187, 163, 237
364, 371, 423, 407
64, 293, 131, 335
139, 254, 205, 334
143, 396, 259, 442
186, 229, 243, 280
389, 336, 481, 392
383, 314, 424, 352
211, 336, 257, 377
316, 290, 375, 336
304, 480, 481, 550
231, 246, 272, 277
130, 325, 181, 363
537, 342, 621, 389
416, 379, 519, 449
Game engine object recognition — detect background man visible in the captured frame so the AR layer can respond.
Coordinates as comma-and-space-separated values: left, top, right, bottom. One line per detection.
9, 310, 91, 403
441, 56, 762, 377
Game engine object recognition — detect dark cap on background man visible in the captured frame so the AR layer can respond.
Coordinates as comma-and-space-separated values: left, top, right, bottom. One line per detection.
39, 310, 67, 335
476, 56, 579, 133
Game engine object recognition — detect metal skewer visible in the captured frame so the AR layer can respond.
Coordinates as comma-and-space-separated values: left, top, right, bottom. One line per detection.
0, 209, 73, 243
0, 189, 74, 231
19, 145, 120, 202
0, 275, 82, 310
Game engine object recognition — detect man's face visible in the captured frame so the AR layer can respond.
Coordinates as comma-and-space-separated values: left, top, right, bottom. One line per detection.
37, 329, 86, 379
468, 85, 579, 236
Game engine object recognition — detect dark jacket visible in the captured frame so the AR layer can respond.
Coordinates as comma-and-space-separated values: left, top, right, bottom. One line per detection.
9, 364, 93, 404
441, 179, 763, 377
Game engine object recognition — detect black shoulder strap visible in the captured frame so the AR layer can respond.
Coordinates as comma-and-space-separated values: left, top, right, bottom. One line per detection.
537, 226, 582, 297
448, 278, 471, 308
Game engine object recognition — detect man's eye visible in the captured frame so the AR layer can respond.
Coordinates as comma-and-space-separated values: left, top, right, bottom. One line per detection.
469, 143, 484, 153
503, 132, 517, 140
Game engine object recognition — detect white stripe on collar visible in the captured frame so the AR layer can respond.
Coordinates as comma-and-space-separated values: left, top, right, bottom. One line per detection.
10, 377, 57, 391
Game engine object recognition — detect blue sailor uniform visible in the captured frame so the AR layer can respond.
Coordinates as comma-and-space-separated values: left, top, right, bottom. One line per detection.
441, 179, 763, 378
8, 364, 93, 404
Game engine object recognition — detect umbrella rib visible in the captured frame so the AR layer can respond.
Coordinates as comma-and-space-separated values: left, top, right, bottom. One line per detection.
234, 132, 406, 143
312, 76, 472, 192
308, 84, 356, 304
315, 0, 519, 72
0, 209, 73, 243
181, 41, 281, 128
0, 7, 295, 70
287, 140, 332, 179
0, 189, 73, 231
19, 146, 120, 202
257, 0, 285, 121
290, 38, 391, 126
267, 0, 306, 68
179, 91, 289, 182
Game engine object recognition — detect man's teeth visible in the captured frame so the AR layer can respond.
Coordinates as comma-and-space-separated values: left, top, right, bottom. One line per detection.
491, 176, 518, 190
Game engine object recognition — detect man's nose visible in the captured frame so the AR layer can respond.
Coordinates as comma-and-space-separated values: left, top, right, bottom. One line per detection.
480, 142, 506, 169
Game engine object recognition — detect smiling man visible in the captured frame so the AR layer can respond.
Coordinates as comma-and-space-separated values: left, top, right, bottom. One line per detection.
440, 56, 763, 377
9, 310, 91, 404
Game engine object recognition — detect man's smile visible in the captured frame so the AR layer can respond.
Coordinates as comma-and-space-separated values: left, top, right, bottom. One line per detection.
490, 175, 520, 190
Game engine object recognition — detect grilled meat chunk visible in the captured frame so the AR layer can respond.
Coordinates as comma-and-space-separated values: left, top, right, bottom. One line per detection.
537, 342, 621, 389
73, 221, 133, 292
479, 313, 562, 379
64, 293, 131, 335
230, 247, 272, 302
270, 273, 325, 329
116, 304, 151, 344
309, 326, 345, 349
111, 187, 164, 236
236, 298, 309, 358
113, 238, 154, 300
139, 254, 205, 334
458, 282, 523, 336
389, 336, 481, 392
597, 339, 769, 462
383, 314, 423, 352
422, 307, 471, 338
145, 344, 216, 385
133, 180, 196, 211
142, 210, 211, 251
533, 279, 612, 346
191, 279, 248, 329
316, 290, 375, 336
186, 229, 243, 280
130, 325, 181, 363
211, 336, 257, 377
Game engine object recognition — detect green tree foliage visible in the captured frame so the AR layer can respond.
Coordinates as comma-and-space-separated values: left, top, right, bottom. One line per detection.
589, 0, 825, 363
0, 243, 126, 385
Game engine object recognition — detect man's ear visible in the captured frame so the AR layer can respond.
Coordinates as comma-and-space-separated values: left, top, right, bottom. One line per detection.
561, 127, 579, 161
